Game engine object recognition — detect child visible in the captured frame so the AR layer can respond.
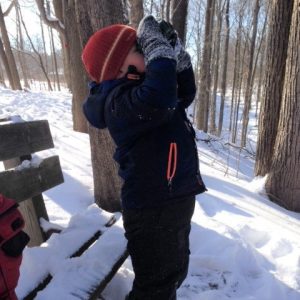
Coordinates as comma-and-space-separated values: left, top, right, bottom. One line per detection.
82, 16, 206, 300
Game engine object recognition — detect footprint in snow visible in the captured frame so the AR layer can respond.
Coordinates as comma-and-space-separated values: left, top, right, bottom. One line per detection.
239, 225, 271, 248
271, 239, 293, 258
178, 269, 238, 298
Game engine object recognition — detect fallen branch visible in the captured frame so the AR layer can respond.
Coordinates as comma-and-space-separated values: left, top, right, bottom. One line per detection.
224, 141, 255, 158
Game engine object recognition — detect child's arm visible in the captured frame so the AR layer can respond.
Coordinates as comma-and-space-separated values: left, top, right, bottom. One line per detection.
110, 16, 178, 122
177, 65, 197, 109
110, 58, 177, 123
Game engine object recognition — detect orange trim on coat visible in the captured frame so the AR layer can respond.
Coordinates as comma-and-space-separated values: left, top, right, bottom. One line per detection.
167, 142, 178, 183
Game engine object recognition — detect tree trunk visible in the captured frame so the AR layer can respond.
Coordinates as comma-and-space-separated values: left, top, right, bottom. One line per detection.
255, 0, 293, 176
40, 14, 49, 75
49, 27, 61, 91
53, 0, 71, 89
171, 0, 189, 43
0, 4, 22, 90
240, 0, 260, 147
63, 0, 88, 132
0, 64, 6, 87
15, 0, 30, 89
195, 0, 215, 132
46, 0, 60, 91
232, 38, 247, 144
128, 0, 144, 28
210, 0, 223, 134
0, 37, 14, 88
229, 16, 241, 133
265, 0, 299, 212
193, 0, 204, 124
255, 38, 266, 121
217, 0, 230, 136
166, 0, 171, 22
75, 0, 125, 212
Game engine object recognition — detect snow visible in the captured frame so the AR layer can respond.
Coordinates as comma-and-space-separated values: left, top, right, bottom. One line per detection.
14, 156, 43, 171
0, 85, 300, 299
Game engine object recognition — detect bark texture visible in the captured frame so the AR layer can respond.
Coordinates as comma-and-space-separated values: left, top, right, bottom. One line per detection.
218, 0, 230, 136
255, 0, 294, 176
75, 0, 125, 212
64, 0, 88, 132
241, 0, 260, 147
196, 0, 215, 132
171, 0, 189, 43
128, 0, 144, 28
265, 0, 300, 212
0, 3, 22, 90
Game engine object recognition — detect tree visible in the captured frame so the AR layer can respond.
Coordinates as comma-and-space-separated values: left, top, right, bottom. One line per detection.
210, 0, 224, 134
217, 0, 230, 136
240, 0, 260, 147
52, 0, 71, 89
47, 0, 60, 91
171, 0, 189, 43
195, 0, 215, 132
128, 0, 144, 28
265, 0, 300, 212
74, 0, 125, 212
15, 0, 30, 89
0, 3, 22, 90
36, 0, 125, 211
36, 0, 88, 132
21, 12, 53, 91
255, 0, 294, 176
0, 37, 14, 88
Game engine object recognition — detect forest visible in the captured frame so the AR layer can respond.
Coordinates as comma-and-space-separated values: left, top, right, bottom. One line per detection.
0, 0, 299, 213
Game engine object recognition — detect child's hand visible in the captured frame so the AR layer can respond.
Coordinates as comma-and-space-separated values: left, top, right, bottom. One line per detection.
137, 16, 175, 65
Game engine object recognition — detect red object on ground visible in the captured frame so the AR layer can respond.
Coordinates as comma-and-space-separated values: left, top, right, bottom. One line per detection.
0, 194, 28, 300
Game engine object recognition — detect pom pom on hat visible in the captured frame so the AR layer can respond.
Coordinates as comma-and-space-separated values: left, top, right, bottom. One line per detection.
82, 24, 137, 83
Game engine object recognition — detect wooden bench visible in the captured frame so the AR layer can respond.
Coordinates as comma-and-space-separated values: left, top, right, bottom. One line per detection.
0, 117, 128, 299
0, 117, 64, 246
20, 212, 128, 300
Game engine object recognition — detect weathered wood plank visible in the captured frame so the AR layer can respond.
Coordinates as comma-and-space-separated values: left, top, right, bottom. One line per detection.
0, 156, 64, 202
0, 120, 54, 161
23, 216, 117, 300
89, 250, 129, 300
18, 199, 45, 247
3, 156, 49, 243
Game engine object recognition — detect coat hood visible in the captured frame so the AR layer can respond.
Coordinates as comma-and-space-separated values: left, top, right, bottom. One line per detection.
83, 78, 125, 129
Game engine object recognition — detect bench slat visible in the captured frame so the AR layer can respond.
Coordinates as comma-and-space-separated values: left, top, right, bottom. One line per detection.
30, 219, 127, 300
22, 216, 117, 300
89, 251, 128, 300
0, 120, 54, 161
0, 156, 64, 202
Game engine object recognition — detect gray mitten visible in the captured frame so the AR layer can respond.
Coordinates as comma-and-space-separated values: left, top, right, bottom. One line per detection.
174, 38, 192, 73
137, 15, 175, 66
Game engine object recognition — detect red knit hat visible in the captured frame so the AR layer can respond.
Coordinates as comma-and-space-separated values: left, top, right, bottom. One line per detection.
82, 24, 137, 83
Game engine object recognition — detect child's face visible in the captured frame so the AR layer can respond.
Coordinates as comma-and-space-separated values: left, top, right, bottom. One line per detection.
117, 44, 145, 78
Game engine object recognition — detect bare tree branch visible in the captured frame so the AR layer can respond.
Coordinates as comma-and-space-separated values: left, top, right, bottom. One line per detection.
20, 12, 53, 91
3, 0, 15, 17
35, 0, 65, 37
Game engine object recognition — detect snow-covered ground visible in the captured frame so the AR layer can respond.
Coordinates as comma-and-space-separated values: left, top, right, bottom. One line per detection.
1, 86, 300, 300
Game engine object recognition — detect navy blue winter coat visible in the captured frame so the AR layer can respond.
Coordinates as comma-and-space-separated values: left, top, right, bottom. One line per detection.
83, 58, 206, 209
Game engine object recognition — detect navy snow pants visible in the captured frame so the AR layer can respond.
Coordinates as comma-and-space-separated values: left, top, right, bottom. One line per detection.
123, 196, 195, 300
